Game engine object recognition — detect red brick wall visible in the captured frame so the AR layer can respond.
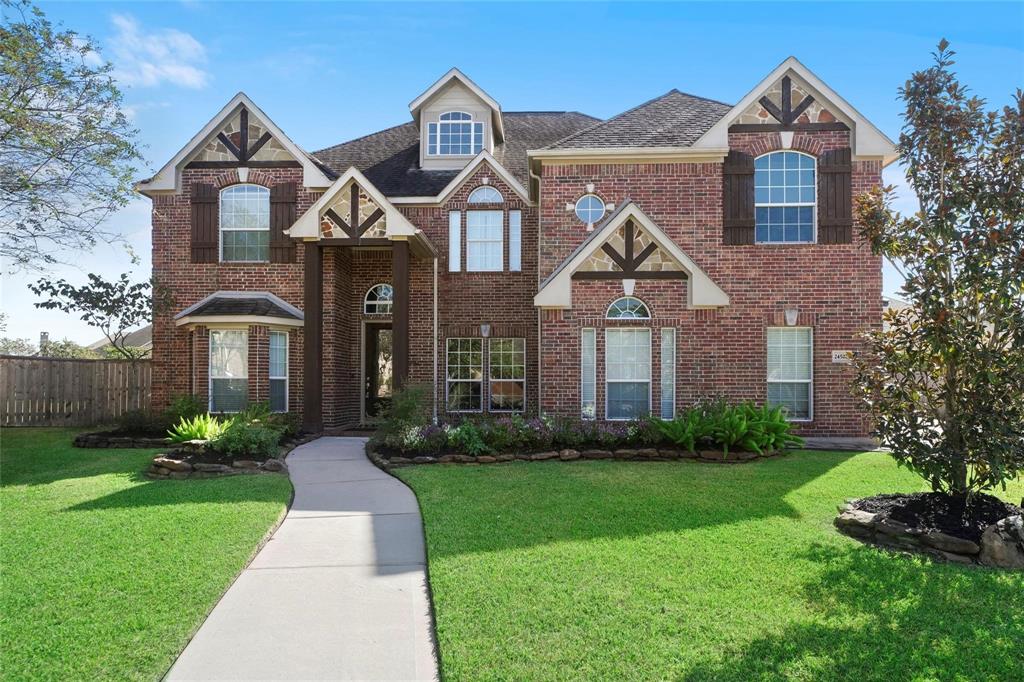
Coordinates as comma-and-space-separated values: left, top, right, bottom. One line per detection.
537, 129, 883, 435
150, 132, 881, 435
151, 167, 318, 413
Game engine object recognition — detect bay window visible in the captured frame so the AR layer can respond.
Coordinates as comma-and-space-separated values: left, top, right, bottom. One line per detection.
209, 330, 248, 412
269, 331, 288, 413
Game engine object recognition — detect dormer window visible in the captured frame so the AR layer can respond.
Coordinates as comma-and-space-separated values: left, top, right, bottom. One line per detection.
428, 111, 484, 156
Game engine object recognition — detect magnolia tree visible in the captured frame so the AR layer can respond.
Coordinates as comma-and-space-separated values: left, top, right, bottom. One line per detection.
854, 41, 1024, 499
30, 273, 171, 361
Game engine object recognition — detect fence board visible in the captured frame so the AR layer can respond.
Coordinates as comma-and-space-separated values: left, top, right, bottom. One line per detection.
0, 356, 152, 427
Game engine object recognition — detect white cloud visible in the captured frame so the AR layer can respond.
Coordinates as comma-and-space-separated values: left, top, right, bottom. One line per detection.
107, 14, 209, 89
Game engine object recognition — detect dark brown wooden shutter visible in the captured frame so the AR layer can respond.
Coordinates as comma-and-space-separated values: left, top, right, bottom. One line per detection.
722, 150, 755, 245
270, 182, 297, 263
190, 183, 218, 263
818, 147, 853, 244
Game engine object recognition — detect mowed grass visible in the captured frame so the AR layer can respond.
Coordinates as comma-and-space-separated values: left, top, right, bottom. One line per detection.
1, 428, 292, 680
396, 452, 1024, 681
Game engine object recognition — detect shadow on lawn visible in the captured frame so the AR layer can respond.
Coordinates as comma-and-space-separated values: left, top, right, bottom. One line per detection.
683, 546, 1024, 682
407, 452, 860, 558
64, 471, 291, 512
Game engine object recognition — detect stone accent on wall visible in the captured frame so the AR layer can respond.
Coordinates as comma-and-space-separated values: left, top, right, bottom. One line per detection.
320, 180, 388, 238
578, 224, 683, 273
734, 75, 839, 126
196, 111, 294, 163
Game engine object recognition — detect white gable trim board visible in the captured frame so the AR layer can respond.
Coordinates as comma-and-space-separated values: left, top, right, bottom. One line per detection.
534, 202, 730, 310
136, 92, 334, 195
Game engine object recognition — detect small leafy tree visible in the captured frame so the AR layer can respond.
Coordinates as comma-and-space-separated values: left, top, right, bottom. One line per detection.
853, 41, 1024, 499
1, 0, 142, 272
30, 273, 172, 361
0, 336, 35, 356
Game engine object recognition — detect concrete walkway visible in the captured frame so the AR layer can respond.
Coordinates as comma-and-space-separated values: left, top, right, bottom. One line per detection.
167, 437, 438, 681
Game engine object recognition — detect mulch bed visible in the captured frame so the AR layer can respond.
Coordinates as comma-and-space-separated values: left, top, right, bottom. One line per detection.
852, 492, 1023, 543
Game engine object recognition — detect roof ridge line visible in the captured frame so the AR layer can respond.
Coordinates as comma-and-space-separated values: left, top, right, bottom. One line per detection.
312, 120, 414, 155
539, 89, 686, 150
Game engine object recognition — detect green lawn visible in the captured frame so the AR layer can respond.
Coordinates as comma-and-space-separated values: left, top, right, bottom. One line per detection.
396, 452, 1024, 681
1, 428, 292, 680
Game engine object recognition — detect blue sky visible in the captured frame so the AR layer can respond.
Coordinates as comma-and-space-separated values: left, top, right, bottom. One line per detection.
4, 1, 1023, 344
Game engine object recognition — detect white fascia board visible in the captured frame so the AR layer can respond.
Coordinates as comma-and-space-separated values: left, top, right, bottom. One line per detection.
408, 68, 504, 141
437, 151, 530, 204
136, 92, 333, 196
175, 315, 304, 328
534, 203, 729, 309
288, 166, 421, 240
388, 152, 532, 206
692, 56, 898, 165
527, 146, 730, 160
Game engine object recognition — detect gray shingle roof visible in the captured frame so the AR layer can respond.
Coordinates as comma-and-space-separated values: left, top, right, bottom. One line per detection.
313, 111, 599, 196
174, 292, 303, 321
543, 90, 732, 150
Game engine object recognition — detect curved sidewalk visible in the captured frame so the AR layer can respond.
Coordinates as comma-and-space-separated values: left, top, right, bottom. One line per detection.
167, 437, 438, 681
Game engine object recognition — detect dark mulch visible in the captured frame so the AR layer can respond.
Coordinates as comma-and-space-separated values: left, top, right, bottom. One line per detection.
853, 492, 1023, 543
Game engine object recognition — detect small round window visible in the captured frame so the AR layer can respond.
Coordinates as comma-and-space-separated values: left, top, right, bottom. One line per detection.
575, 194, 606, 224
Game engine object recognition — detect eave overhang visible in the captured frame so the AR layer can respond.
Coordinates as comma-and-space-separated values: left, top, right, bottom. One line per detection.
534, 201, 729, 310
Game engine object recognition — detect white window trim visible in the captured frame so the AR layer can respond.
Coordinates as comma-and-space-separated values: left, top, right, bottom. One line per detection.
575, 194, 606, 226
754, 150, 818, 245
488, 338, 526, 413
428, 111, 485, 158
448, 211, 461, 272
219, 184, 271, 263
468, 186, 504, 204
269, 330, 289, 413
606, 296, 652, 320
581, 327, 596, 420
445, 337, 483, 413
508, 210, 521, 272
465, 209, 504, 272
767, 326, 814, 422
604, 328, 652, 422
209, 329, 248, 413
660, 327, 676, 419
363, 283, 394, 315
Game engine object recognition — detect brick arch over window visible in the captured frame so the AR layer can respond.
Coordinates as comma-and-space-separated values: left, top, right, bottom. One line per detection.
732, 131, 828, 159
211, 169, 278, 190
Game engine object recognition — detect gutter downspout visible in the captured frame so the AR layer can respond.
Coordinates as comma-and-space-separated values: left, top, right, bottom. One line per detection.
432, 256, 438, 424
529, 161, 544, 417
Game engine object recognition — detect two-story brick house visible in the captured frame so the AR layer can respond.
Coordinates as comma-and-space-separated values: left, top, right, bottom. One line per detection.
138, 57, 896, 435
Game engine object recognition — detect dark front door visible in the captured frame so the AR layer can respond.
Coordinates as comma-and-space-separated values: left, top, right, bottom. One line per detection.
364, 323, 393, 420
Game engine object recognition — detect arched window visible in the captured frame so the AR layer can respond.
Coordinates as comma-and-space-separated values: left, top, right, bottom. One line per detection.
575, 194, 605, 225
754, 151, 816, 244
468, 186, 503, 203
427, 111, 484, 156
606, 296, 651, 320
220, 184, 270, 262
364, 283, 393, 314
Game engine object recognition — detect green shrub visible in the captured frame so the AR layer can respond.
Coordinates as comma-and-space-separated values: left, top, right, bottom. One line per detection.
168, 414, 226, 443
446, 421, 493, 456
212, 421, 281, 459
373, 384, 431, 450
164, 394, 205, 425
649, 409, 703, 452
116, 409, 168, 436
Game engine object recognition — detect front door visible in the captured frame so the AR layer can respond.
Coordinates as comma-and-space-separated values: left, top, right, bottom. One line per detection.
364, 323, 393, 420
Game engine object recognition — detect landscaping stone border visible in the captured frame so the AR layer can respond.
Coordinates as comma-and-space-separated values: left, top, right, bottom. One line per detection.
75, 433, 171, 449
835, 500, 1024, 570
145, 433, 318, 480
367, 446, 788, 469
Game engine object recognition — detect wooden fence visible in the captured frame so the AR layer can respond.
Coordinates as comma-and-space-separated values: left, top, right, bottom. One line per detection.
0, 355, 152, 427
